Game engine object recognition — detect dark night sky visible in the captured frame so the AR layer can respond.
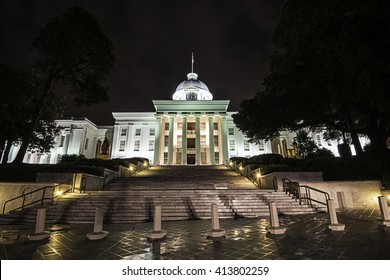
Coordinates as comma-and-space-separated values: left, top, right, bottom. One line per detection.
0, 0, 283, 125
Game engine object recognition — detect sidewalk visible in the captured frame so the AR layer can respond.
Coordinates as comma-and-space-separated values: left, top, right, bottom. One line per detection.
0, 209, 389, 260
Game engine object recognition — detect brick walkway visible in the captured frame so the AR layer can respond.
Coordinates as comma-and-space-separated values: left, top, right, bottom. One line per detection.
0, 209, 389, 260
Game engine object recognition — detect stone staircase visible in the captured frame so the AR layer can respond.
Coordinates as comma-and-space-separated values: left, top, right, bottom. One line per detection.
0, 165, 316, 224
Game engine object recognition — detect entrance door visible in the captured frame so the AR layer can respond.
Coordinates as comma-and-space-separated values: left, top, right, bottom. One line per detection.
187, 154, 195, 165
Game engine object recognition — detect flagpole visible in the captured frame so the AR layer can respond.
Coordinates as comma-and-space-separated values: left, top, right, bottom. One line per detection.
191, 52, 194, 73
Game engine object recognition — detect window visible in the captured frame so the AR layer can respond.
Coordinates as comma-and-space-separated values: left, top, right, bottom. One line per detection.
177, 135, 182, 146
149, 128, 155, 136
228, 128, 234, 135
119, 140, 126, 151
177, 122, 182, 130
258, 140, 265, 151
164, 135, 169, 146
36, 154, 41, 163
327, 140, 332, 146
229, 140, 235, 151
187, 138, 195, 148
244, 140, 250, 151
316, 134, 322, 146
213, 122, 218, 130
201, 135, 206, 147
163, 152, 168, 164
165, 123, 169, 130
84, 138, 89, 150
135, 128, 141, 136
187, 122, 196, 130
200, 122, 206, 130
213, 135, 219, 146
46, 154, 51, 164
201, 152, 207, 164
176, 152, 181, 164
121, 128, 127, 136
57, 154, 62, 163
149, 140, 155, 151
59, 135, 65, 147
215, 152, 219, 163
134, 140, 140, 151
26, 154, 32, 163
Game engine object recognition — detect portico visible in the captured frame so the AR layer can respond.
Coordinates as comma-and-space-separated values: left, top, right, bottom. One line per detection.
152, 101, 230, 165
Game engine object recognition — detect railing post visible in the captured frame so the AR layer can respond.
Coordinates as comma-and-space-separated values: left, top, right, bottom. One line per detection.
41, 188, 46, 206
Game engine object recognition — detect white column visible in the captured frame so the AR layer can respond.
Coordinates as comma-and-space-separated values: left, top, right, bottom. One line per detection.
153, 116, 162, 165
182, 116, 187, 164
196, 116, 201, 165
208, 116, 215, 164
221, 116, 229, 164
168, 116, 174, 165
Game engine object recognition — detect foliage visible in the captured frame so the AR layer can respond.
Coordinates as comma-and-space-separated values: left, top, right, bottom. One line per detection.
0, 65, 64, 163
233, 0, 390, 155
12, 6, 115, 163
59, 154, 87, 163
0, 157, 150, 182
293, 130, 318, 158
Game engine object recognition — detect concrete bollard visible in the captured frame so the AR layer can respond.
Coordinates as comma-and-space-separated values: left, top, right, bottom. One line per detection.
87, 207, 109, 240
147, 205, 167, 240
266, 201, 286, 234
207, 204, 226, 238
28, 208, 50, 241
327, 199, 345, 231
378, 196, 390, 227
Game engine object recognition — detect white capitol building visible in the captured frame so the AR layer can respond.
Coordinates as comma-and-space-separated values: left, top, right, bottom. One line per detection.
5, 69, 367, 164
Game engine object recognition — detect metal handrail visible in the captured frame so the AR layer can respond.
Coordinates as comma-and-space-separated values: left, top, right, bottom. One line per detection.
282, 177, 330, 207
2, 178, 73, 214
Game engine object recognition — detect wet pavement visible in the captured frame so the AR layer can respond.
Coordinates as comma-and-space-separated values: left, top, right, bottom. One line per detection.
0, 209, 389, 260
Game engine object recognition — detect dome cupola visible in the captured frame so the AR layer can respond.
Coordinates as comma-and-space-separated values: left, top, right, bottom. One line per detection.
172, 72, 213, 100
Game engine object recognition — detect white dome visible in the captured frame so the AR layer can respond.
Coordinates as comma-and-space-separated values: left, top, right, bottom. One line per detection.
172, 73, 213, 100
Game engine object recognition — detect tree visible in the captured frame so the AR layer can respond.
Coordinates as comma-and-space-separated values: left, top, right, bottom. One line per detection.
12, 7, 115, 163
293, 130, 317, 158
234, 0, 390, 155
0, 65, 64, 163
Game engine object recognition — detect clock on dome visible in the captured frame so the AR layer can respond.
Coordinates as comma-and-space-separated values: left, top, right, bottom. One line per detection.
186, 92, 197, 100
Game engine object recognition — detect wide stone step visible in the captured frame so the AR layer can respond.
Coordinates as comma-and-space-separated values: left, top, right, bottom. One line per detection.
0, 165, 319, 225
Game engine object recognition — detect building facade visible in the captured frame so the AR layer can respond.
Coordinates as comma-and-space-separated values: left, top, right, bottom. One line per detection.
2, 71, 369, 164
110, 72, 271, 165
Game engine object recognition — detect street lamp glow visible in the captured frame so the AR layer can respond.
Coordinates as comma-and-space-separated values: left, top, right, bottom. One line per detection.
56, 190, 63, 196
129, 166, 134, 171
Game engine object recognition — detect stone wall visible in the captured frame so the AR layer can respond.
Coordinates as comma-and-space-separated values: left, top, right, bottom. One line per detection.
261, 172, 324, 191
260, 172, 383, 209
0, 182, 57, 213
